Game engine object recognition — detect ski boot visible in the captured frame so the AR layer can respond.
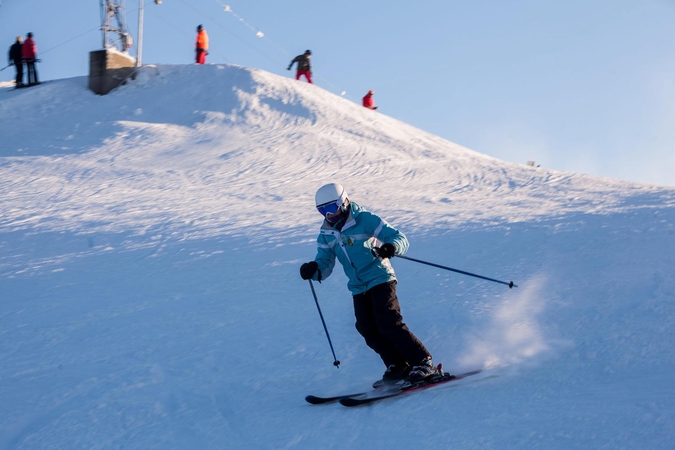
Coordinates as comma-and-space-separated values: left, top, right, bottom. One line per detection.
373, 362, 411, 388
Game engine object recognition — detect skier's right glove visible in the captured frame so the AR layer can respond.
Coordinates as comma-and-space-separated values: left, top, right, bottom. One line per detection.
300, 261, 321, 281
287, 67, 291, 71
374, 243, 396, 259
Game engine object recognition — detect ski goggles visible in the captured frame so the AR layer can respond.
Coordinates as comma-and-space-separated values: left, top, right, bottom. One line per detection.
316, 199, 343, 217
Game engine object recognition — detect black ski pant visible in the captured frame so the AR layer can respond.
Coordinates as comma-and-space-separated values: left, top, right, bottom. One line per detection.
13, 59, 23, 86
353, 281, 430, 368
25, 59, 38, 85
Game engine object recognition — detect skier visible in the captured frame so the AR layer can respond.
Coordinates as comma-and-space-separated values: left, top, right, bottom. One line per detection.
362, 90, 378, 110
287, 50, 312, 84
195, 25, 209, 64
8, 36, 23, 88
22, 32, 38, 86
300, 183, 438, 385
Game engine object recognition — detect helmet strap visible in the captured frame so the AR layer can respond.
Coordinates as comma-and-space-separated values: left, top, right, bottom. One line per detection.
340, 200, 351, 214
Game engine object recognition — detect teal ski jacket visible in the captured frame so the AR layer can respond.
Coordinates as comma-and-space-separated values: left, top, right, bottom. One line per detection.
311, 202, 409, 295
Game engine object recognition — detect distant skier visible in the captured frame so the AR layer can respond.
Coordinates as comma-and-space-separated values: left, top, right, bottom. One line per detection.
195, 25, 209, 64
8, 36, 23, 88
287, 50, 313, 84
22, 32, 38, 86
300, 183, 439, 385
362, 90, 378, 110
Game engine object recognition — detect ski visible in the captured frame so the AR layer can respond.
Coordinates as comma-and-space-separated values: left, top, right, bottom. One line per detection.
305, 392, 367, 405
6, 81, 48, 92
305, 368, 482, 406
339, 369, 482, 407
305, 384, 400, 405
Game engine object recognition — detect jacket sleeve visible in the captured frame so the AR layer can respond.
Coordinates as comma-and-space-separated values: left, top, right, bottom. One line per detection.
314, 234, 336, 281
365, 212, 409, 256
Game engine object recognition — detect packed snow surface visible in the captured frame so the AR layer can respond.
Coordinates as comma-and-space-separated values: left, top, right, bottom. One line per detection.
1, 65, 674, 449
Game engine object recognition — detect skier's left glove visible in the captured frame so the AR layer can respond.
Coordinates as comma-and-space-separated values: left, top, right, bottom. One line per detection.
374, 243, 396, 259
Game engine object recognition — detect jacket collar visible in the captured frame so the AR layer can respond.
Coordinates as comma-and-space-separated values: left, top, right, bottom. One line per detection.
320, 202, 361, 233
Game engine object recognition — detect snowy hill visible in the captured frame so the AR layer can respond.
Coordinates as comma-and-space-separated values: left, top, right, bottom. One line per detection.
1, 65, 674, 449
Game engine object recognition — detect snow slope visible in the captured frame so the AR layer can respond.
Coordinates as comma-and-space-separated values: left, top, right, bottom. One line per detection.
1, 65, 674, 449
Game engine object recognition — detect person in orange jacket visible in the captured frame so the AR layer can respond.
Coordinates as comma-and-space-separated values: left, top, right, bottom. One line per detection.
362, 90, 378, 110
195, 25, 209, 64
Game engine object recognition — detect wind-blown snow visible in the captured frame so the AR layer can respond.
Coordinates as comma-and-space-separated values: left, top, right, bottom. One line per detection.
1, 65, 674, 449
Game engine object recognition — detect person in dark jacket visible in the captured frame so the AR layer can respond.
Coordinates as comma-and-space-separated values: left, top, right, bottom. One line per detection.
22, 32, 38, 86
8, 36, 23, 87
362, 90, 378, 110
287, 50, 313, 84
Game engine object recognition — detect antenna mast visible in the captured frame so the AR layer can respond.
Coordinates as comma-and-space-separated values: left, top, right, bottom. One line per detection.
100, 0, 133, 52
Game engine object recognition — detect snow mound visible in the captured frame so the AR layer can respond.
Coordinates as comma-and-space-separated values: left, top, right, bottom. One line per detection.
1, 64, 673, 240
1, 64, 675, 450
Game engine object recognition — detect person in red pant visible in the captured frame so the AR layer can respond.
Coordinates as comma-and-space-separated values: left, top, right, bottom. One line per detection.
195, 25, 209, 64
287, 50, 312, 84
22, 32, 38, 86
362, 90, 378, 110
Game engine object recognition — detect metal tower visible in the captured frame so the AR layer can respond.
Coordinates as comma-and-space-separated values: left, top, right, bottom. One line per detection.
100, 0, 133, 52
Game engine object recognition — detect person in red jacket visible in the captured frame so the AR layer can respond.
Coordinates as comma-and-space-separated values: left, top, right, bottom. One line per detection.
22, 32, 38, 86
195, 25, 209, 64
362, 90, 378, 110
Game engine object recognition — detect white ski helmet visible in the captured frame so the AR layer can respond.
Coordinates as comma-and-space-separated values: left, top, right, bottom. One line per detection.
315, 183, 349, 216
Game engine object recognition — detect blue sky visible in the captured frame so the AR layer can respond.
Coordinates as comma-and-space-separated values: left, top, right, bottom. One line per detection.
2, 0, 674, 186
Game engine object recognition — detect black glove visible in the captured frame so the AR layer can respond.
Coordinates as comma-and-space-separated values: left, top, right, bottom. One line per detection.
375, 243, 396, 259
287, 66, 291, 71
300, 261, 321, 280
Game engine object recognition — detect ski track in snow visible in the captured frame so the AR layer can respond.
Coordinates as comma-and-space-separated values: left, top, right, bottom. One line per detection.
1, 65, 675, 449
1, 65, 673, 241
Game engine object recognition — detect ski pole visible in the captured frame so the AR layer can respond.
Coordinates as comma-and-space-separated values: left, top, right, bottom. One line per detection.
0, 64, 10, 72
375, 248, 517, 288
308, 279, 341, 368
